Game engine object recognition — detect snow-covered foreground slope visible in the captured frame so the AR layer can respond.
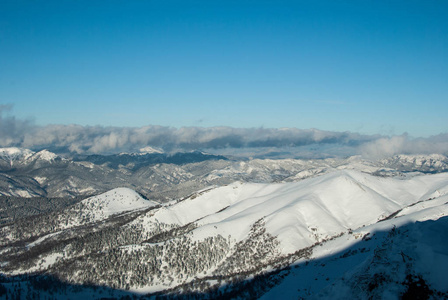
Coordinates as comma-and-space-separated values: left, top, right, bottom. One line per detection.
0, 170, 447, 299
262, 194, 448, 299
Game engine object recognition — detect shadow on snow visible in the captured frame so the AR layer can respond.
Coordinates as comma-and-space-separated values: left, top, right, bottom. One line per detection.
1, 216, 448, 299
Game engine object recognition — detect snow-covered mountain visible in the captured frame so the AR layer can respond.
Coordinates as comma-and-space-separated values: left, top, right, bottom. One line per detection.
0, 147, 60, 170
40, 187, 159, 231
1, 170, 447, 298
0, 147, 34, 165
0, 148, 231, 199
138, 146, 164, 154
380, 154, 448, 173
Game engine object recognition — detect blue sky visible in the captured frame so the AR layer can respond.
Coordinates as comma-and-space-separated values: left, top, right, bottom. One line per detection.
1, 0, 447, 138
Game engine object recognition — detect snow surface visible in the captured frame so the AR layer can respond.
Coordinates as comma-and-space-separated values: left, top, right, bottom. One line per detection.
26, 231, 62, 249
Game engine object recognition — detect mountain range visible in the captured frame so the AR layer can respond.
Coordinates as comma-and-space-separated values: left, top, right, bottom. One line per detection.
1, 147, 447, 201
0, 147, 447, 299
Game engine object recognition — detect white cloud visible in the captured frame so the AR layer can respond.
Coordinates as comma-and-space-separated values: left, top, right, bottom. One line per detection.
360, 133, 448, 158
1, 107, 447, 156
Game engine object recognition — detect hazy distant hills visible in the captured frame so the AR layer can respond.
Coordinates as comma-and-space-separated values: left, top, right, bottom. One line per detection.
0, 147, 447, 201
72, 151, 228, 170
0, 148, 229, 200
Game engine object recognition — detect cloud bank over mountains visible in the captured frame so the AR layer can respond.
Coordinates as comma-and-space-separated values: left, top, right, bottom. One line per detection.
1, 106, 447, 158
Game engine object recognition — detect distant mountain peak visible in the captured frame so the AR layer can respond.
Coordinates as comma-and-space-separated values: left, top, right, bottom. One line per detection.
139, 146, 164, 154
0, 147, 62, 162
31, 149, 60, 162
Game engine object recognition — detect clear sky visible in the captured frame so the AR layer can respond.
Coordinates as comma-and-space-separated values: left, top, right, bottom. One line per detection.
1, 0, 447, 137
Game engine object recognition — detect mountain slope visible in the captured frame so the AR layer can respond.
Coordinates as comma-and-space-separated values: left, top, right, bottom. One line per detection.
1, 170, 447, 298
58, 187, 159, 228
139, 170, 447, 255
262, 195, 448, 299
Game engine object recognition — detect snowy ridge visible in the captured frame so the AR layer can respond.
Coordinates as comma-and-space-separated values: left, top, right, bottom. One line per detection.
0, 148, 62, 162
30, 149, 60, 162
141, 170, 448, 254
0, 148, 62, 166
